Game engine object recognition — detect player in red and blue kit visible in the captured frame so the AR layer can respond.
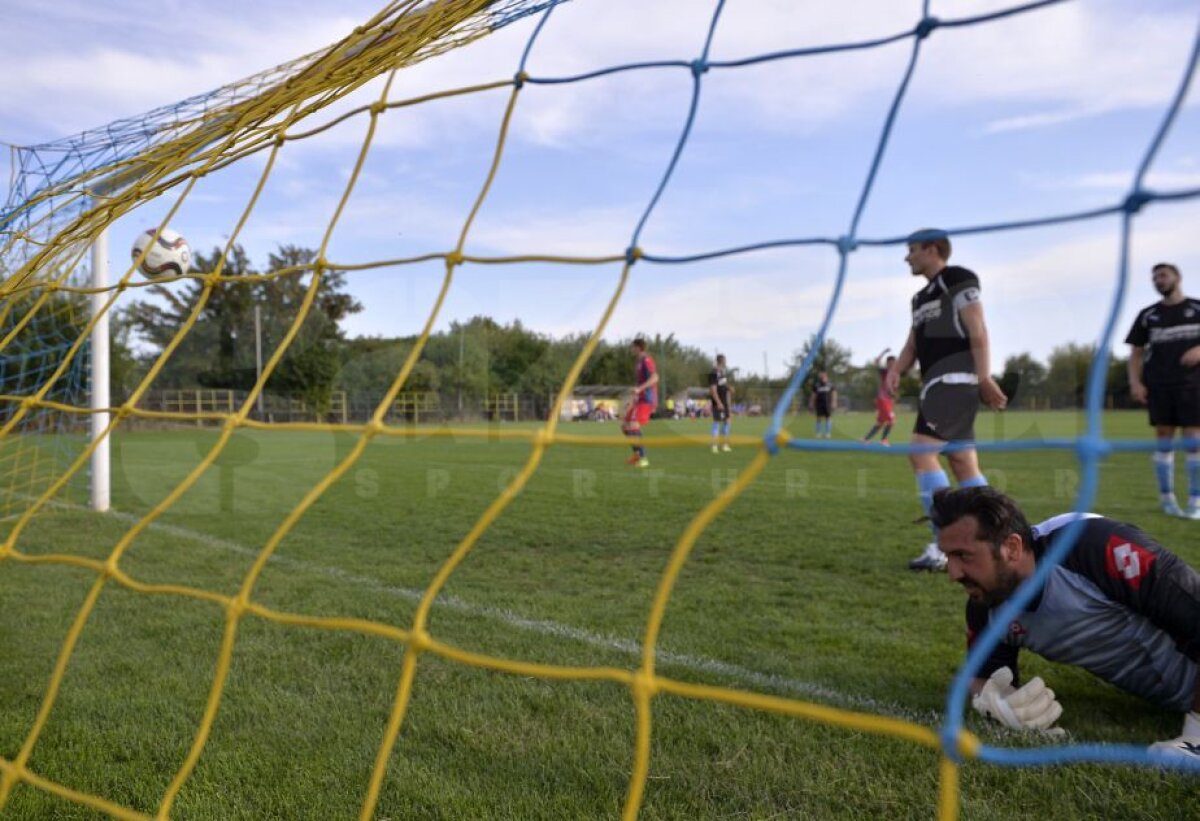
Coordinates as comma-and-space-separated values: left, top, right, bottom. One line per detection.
623, 338, 659, 467
862, 348, 896, 446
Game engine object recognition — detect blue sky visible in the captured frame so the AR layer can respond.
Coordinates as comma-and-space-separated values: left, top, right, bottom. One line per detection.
2, 0, 1199, 379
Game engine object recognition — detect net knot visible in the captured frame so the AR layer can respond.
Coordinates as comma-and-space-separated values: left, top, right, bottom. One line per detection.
836, 234, 857, 255
445, 250, 465, 267
631, 671, 659, 699
227, 595, 248, 621
624, 246, 642, 266
1075, 434, 1111, 460
765, 429, 790, 455
370, 101, 387, 117
915, 16, 940, 39
1122, 188, 1153, 214
690, 58, 709, 78
513, 71, 528, 89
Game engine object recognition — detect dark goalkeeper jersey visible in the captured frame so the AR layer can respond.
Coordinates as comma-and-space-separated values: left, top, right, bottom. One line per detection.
812, 381, 834, 411
709, 367, 730, 405
1124, 298, 1200, 388
966, 514, 1200, 711
911, 266, 980, 382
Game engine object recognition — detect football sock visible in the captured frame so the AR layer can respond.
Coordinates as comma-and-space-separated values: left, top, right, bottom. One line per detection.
881, 424, 892, 439
917, 469, 951, 536
711, 421, 719, 439
1154, 443, 1175, 498
721, 420, 730, 437
959, 474, 988, 489
863, 425, 880, 440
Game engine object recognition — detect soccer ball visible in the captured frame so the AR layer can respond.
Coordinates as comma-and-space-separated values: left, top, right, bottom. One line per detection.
131, 227, 191, 278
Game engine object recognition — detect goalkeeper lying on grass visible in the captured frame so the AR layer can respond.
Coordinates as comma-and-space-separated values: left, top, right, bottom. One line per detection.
929, 486, 1200, 759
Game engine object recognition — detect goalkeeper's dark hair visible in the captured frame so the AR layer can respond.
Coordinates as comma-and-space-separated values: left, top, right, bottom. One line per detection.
929, 486, 1035, 555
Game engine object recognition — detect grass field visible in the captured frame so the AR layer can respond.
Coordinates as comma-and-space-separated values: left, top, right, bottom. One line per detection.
2, 409, 1199, 819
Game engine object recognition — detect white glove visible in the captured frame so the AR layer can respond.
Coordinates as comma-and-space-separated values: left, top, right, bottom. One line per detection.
1148, 737, 1200, 759
971, 667, 1063, 731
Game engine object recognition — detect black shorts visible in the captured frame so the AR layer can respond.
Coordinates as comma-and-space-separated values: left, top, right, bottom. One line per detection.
1148, 383, 1200, 428
712, 403, 730, 422
814, 402, 831, 418
914, 381, 979, 442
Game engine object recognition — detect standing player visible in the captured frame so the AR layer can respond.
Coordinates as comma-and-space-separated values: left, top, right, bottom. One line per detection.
623, 338, 658, 468
885, 229, 1007, 571
931, 486, 1200, 757
709, 354, 734, 453
862, 348, 897, 446
1125, 263, 1200, 519
809, 371, 836, 439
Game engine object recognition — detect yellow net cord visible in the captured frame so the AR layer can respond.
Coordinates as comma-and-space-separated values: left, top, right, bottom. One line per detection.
0, 1, 985, 817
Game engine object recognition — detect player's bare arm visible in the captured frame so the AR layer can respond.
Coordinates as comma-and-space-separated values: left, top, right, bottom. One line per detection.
1128, 346, 1148, 404
886, 332, 916, 395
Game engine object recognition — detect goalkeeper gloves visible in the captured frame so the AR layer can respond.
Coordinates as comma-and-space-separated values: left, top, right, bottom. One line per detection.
971, 667, 1063, 731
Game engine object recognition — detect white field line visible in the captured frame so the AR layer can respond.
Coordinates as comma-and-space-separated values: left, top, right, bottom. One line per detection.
9, 492, 949, 726
36, 503, 942, 728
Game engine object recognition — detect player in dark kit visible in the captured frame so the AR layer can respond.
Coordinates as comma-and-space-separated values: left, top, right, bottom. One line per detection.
809, 371, 836, 439
931, 486, 1200, 758
709, 354, 734, 453
1126, 263, 1200, 519
623, 338, 658, 468
885, 229, 1007, 572
862, 348, 896, 446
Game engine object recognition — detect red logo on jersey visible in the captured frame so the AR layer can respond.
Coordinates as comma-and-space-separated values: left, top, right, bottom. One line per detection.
1104, 535, 1156, 590
1008, 621, 1026, 637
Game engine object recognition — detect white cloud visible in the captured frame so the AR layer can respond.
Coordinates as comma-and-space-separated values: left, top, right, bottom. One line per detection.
1031, 169, 1200, 192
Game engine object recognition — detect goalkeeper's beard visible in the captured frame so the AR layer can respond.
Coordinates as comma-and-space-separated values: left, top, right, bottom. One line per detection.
961, 564, 1024, 609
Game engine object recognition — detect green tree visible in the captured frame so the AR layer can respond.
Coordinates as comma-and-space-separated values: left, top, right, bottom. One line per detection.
1044, 343, 1095, 408
999, 353, 1047, 409
790, 334, 853, 379
126, 244, 361, 417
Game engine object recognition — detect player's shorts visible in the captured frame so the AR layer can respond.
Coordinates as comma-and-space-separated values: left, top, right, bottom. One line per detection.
1148, 383, 1200, 428
813, 401, 831, 418
874, 396, 895, 424
712, 403, 730, 422
914, 380, 979, 442
624, 402, 654, 427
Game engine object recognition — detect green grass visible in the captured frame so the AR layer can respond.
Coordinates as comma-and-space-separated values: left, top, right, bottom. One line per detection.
2, 410, 1199, 819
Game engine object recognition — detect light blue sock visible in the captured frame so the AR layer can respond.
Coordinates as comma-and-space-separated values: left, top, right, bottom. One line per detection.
711, 421, 719, 439
721, 420, 730, 437
1154, 442, 1175, 498
824, 419, 833, 436
959, 474, 988, 489
917, 470, 951, 536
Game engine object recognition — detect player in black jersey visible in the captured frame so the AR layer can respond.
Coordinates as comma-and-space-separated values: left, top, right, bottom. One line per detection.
708, 354, 734, 453
931, 486, 1200, 759
885, 229, 1007, 572
809, 371, 836, 439
1125, 263, 1200, 519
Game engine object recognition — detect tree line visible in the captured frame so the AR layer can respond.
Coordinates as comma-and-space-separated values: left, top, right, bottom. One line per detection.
5, 244, 1139, 416
785, 336, 1135, 410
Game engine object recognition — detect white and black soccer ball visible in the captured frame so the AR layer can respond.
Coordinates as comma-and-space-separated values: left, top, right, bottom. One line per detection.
131, 227, 191, 279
